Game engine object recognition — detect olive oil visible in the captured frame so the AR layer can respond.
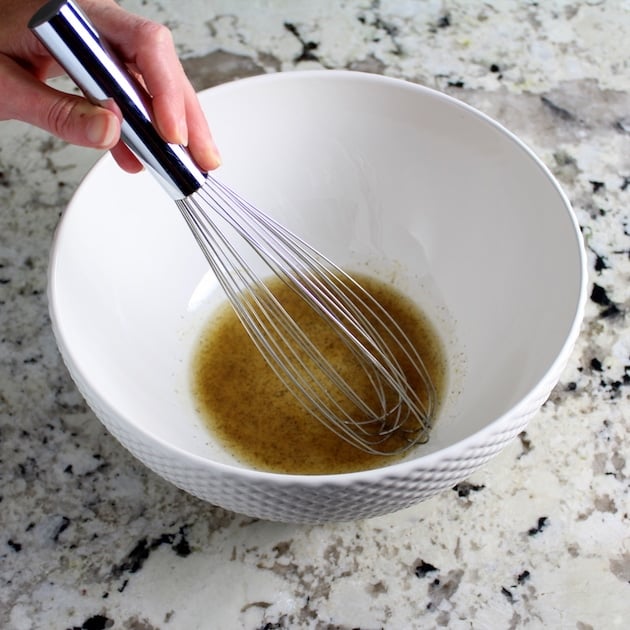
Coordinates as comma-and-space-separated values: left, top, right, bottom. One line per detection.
191, 273, 447, 474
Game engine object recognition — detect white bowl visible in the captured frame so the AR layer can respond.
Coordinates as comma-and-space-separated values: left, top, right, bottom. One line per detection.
48, 70, 586, 523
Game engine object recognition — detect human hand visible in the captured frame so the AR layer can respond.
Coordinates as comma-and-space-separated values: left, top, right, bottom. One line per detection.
0, 0, 220, 173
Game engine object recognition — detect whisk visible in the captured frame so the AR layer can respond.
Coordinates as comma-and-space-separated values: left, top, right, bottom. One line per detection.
30, 0, 437, 455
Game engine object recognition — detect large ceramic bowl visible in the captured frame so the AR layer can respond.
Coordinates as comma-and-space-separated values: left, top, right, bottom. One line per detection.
48, 70, 586, 523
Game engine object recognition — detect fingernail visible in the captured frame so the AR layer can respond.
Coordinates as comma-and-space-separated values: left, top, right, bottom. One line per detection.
205, 141, 222, 170
210, 146, 222, 168
175, 119, 188, 147
86, 111, 118, 148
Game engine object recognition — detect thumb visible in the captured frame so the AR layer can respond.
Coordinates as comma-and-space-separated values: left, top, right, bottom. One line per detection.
1, 55, 120, 149
43, 93, 121, 149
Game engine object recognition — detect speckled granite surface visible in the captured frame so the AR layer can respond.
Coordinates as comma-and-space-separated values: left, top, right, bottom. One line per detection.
1, 1, 629, 628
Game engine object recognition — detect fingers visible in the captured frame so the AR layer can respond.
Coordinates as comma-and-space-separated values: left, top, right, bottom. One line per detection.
131, 21, 222, 171
182, 79, 222, 172
124, 19, 187, 145
90, 3, 221, 171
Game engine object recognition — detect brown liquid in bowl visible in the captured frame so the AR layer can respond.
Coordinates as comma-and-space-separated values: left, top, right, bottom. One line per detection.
191, 273, 447, 474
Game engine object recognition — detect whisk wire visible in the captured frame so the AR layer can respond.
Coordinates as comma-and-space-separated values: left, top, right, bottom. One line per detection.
190, 180, 410, 403
178, 175, 436, 454
180, 193, 395, 443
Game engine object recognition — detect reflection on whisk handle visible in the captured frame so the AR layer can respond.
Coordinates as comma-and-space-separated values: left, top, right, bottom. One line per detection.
29, 0, 206, 200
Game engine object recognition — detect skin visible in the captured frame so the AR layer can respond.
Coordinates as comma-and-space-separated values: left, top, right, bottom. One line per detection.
0, 0, 221, 173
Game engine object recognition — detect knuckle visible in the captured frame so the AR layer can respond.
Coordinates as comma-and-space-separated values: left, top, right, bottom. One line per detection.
46, 95, 79, 139
135, 19, 173, 47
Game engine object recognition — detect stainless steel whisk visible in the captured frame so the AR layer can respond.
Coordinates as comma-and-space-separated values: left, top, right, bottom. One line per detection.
30, 0, 437, 455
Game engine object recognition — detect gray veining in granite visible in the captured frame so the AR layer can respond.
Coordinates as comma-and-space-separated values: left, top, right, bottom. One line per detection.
1, 1, 629, 628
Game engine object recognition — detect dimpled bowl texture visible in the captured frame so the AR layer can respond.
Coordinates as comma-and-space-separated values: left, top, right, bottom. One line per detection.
48, 70, 586, 523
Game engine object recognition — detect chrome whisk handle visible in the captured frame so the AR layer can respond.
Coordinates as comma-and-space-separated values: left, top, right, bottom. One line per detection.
29, 0, 206, 199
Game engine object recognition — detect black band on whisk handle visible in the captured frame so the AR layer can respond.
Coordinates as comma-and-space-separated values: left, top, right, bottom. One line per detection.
29, 0, 206, 199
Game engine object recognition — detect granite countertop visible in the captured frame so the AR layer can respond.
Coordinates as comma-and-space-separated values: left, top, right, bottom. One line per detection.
1, 1, 629, 628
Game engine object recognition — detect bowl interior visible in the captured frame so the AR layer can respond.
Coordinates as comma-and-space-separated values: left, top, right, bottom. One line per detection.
49, 71, 584, 469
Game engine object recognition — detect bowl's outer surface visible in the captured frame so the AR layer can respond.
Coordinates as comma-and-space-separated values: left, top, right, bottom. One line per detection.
48, 70, 587, 523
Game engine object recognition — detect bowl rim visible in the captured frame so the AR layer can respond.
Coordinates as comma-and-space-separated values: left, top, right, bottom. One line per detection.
48, 69, 588, 486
